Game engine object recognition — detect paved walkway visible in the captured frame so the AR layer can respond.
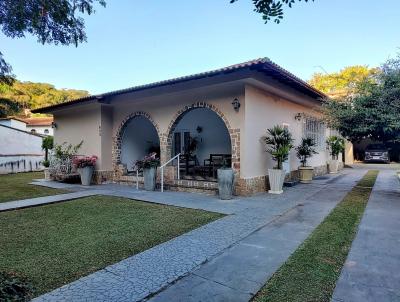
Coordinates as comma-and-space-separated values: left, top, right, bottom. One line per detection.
332, 170, 400, 302
28, 169, 366, 302
0, 190, 103, 211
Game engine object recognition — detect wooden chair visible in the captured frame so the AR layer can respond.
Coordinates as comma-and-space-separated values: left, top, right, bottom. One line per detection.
204, 154, 232, 178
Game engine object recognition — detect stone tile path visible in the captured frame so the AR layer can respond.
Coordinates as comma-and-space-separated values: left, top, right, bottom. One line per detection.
0, 190, 103, 211
332, 170, 400, 302
149, 170, 366, 302
29, 169, 366, 302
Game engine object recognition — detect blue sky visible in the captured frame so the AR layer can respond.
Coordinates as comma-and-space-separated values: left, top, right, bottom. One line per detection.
1, 0, 399, 94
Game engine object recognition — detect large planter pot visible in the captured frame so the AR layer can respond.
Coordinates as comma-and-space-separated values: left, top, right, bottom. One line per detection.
217, 168, 235, 200
298, 166, 314, 184
143, 167, 157, 191
329, 159, 339, 174
268, 169, 285, 194
79, 166, 94, 186
43, 168, 51, 181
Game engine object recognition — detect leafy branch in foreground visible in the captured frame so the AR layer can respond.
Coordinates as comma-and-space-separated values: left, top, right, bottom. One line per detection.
0, 0, 106, 83
230, 0, 314, 23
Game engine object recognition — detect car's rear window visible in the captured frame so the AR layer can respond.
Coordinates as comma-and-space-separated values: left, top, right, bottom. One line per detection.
366, 144, 386, 150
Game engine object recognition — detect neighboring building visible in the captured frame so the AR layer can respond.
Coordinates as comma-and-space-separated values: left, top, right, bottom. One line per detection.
0, 117, 27, 131
22, 117, 54, 135
0, 118, 44, 174
33, 58, 344, 195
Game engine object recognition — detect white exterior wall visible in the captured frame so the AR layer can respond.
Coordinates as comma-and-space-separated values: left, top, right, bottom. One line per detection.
53, 104, 102, 168
50, 81, 339, 181
242, 85, 333, 178
0, 125, 44, 174
0, 119, 27, 131
26, 125, 54, 136
111, 85, 245, 172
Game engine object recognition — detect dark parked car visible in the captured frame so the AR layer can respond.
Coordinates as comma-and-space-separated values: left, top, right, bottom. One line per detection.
364, 144, 390, 163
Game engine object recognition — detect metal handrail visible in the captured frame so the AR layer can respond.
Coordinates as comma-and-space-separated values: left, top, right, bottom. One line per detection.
160, 153, 181, 192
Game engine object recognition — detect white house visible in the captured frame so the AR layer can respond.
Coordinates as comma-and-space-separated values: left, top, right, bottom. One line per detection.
23, 117, 54, 136
33, 58, 346, 195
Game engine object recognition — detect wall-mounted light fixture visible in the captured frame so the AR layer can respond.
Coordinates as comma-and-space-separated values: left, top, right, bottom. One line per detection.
51, 122, 57, 129
232, 98, 241, 112
196, 126, 203, 133
294, 113, 303, 121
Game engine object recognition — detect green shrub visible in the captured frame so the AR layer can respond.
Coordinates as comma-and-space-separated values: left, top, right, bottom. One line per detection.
326, 135, 345, 160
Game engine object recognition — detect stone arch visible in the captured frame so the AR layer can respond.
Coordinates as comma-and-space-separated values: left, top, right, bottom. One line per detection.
112, 111, 161, 172
162, 102, 240, 172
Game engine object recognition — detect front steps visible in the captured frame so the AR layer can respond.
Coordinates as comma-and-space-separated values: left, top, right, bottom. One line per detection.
165, 179, 218, 195
116, 175, 218, 195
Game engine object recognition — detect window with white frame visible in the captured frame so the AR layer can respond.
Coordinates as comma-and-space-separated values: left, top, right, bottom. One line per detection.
302, 116, 326, 150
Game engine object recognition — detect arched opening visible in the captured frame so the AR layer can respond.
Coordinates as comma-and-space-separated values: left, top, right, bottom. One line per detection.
120, 115, 160, 173
168, 107, 232, 181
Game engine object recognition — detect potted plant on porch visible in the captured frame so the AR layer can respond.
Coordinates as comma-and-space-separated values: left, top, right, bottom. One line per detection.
326, 135, 345, 173
135, 152, 160, 191
217, 159, 234, 200
295, 137, 318, 183
73, 155, 98, 186
264, 125, 294, 194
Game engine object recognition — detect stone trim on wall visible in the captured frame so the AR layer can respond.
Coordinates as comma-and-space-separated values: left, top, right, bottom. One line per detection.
235, 164, 334, 196
93, 170, 114, 184
112, 111, 161, 174
162, 102, 240, 177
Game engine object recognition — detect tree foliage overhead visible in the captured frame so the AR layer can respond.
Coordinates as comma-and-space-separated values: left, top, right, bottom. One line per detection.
0, 97, 21, 117
0, 0, 106, 83
323, 55, 400, 144
0, 80, 89, 116
231, 0, 313, 23
309, 66, 378, 99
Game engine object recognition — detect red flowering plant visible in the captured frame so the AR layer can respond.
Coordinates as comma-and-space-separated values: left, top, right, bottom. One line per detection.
72, 155, 98, 169
133, 152, 160, 171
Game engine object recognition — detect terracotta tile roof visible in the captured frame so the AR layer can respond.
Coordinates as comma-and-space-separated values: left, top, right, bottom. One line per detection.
22, 117, 53, 126
32, 58, 326, 113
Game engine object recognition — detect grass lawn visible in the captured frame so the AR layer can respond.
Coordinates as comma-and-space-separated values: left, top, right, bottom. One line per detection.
253, 170, 379, 302
0, 172, 66, 203
0, 195, 223, 298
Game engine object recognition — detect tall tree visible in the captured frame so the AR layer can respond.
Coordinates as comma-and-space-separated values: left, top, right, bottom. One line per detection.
0, 97, 20, 117
231, 0, 314, 23
0, 0, 106, 83
309, 66, 378, 99
323, 55, 400, 144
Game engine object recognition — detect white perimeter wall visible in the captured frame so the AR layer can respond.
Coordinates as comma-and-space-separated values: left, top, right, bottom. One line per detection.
0, 125, 44, 174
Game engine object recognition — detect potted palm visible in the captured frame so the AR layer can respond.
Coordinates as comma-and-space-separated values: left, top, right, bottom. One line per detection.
73, 155, 98, 186
135, 152, 160, 191
217, 158, 234, 200
326, 135, 345, 173
296, 137, 318, 183
42, 136, 54, 180
264, 126, 294, 194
